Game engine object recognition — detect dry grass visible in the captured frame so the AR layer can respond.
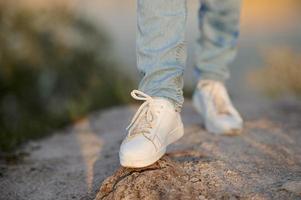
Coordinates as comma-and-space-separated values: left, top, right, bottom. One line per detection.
248, 48, 301, 98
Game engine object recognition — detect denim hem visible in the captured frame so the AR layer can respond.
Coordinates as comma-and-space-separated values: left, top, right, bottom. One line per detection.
193, 66, 229, 83
197, 73, 227, 83
138, 88, 184, 112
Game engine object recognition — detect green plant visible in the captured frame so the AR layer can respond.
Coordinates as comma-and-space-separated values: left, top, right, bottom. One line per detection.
0, 3, 132, 152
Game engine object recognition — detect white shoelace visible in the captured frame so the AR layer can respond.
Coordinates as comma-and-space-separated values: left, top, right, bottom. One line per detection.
199, 81, 230, 115
126, 90, 161, 137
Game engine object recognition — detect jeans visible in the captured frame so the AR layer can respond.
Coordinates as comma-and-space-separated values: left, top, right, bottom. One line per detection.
137, 0, 242, 110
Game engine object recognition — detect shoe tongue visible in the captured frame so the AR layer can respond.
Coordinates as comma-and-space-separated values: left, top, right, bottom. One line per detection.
199, 80, 231, 115
210, 86, 232, 115
152, 97, 175, 110
214, 95, 231, 115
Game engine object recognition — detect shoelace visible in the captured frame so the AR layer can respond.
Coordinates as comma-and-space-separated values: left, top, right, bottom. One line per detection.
126, 90, 160, 137
200, 81, 230, 115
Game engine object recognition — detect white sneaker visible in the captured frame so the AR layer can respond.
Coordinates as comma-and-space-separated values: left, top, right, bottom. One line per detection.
119, 90, 184, 168
193, 80, 243, 135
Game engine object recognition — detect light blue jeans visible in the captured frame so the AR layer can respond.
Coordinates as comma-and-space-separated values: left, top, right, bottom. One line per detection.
137, 0, 242, 110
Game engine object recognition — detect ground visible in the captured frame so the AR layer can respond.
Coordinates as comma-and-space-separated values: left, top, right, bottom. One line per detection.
0, 97, 301, 200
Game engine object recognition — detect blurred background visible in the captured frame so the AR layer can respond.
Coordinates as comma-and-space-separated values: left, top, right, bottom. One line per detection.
0, 0, 301, 153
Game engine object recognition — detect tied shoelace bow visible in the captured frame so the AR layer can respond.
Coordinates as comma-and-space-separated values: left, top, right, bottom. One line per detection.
126, 90, 161, 137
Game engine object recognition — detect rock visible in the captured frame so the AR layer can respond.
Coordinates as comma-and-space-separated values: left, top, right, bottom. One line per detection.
95, 156, 199, 200
281, 181, 301, 195
1, 101, 301, 200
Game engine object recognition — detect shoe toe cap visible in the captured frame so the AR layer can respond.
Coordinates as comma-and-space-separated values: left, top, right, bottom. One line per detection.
119, 135, 156, 160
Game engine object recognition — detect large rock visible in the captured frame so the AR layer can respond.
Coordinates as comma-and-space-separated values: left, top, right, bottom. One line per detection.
96, 156, 198, 200
1, 100, 301, 200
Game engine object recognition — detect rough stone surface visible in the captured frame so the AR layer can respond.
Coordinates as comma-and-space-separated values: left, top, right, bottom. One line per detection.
97, 156, 198, 200
281, 181, 301, 196
1, 97, 301, 200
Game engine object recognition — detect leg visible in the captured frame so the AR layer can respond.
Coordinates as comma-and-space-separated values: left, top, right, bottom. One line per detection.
137, 0, 187, 110
119, 0, 187, 168
192, 0, 244, 135
194, 0, 242, 81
